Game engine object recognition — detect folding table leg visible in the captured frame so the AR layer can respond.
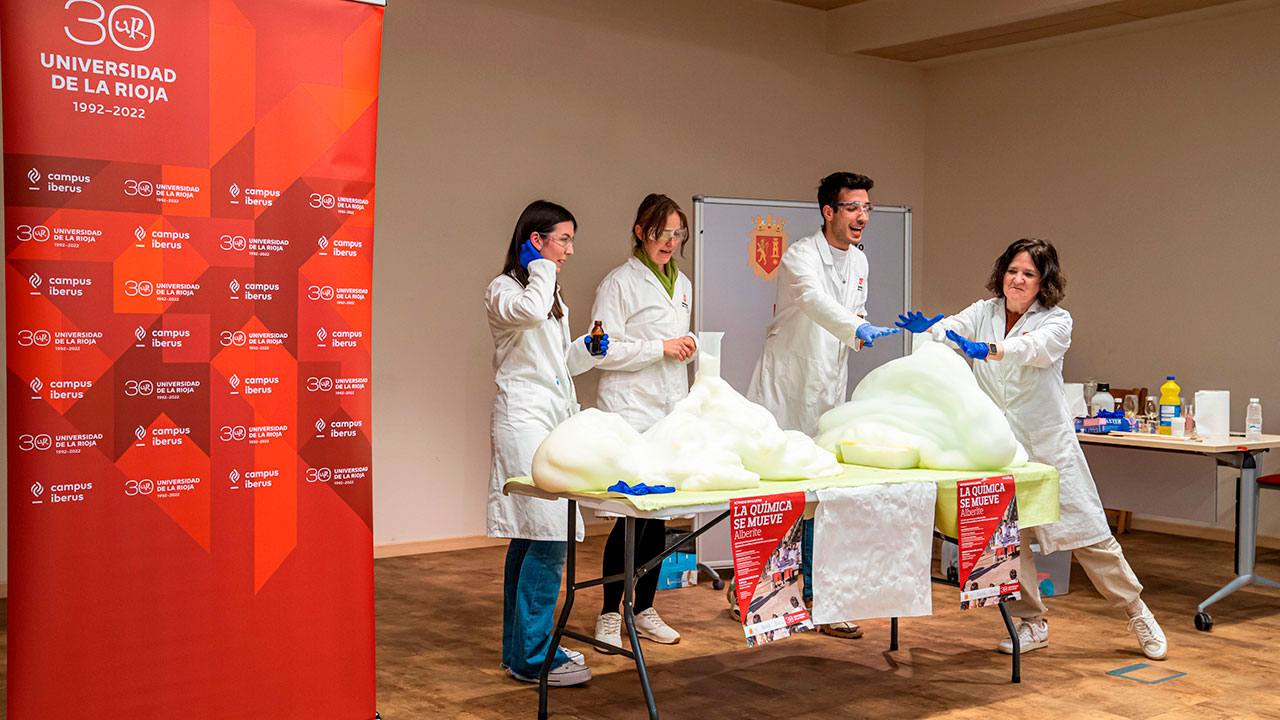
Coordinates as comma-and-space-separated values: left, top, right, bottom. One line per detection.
538, 500, 579, 720
622, 516, 660, 719
1198, 452, 1279, 631
998, 599, 1021, 684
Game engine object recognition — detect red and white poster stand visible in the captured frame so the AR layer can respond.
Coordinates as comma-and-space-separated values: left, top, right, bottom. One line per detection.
3, 2, 383, 717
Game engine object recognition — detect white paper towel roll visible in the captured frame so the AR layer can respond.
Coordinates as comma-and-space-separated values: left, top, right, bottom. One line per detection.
1195, 390, 1230, 441
1064, 383, 1088, 418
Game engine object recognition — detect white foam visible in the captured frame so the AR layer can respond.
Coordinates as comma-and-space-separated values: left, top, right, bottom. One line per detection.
814, 342, 1024, 471
531, 374, 842, 493
696, 350, 721, 381
530, 409, 647, 493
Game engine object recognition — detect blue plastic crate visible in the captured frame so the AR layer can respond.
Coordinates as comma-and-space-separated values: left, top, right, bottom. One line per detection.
657, 551, 697, 590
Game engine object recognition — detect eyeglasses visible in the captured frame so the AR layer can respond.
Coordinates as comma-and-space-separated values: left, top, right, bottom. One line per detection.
834, 201, 873, 217
652, 228, 689, 242
539, 232, 574, 247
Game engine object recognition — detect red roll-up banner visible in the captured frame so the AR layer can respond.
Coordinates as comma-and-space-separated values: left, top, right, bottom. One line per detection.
3, 1, 382, 717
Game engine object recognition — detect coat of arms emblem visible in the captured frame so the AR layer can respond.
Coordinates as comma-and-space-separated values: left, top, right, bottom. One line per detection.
748, 215, 788, 281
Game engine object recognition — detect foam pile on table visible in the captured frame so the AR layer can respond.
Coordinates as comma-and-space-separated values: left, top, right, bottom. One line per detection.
814, 341, 1026, 471
531, 372, 842, 493
645, 372, 844, 489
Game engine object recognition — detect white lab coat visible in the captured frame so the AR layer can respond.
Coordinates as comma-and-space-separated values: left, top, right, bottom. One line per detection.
932, 298, 1111, 554
485, 259, 598, 542
747, 230, 869, 435
590, 257, 695, 432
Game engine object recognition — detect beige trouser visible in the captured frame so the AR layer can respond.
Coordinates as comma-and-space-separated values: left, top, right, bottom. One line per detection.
1005, 533, 1143, 621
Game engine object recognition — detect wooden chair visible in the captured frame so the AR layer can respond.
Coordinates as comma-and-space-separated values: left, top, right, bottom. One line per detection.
1103, 386, 1148, 534
1108, 386, 1148, 416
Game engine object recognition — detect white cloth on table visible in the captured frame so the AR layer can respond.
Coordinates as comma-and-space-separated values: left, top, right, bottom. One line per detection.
810, 482, 936, 623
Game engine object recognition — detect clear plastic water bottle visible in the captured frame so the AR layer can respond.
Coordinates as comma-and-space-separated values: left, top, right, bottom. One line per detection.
1245, 398, 1263, 442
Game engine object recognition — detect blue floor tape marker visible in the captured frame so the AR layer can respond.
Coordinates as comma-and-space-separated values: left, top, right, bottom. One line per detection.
1106, 663, 1186, 684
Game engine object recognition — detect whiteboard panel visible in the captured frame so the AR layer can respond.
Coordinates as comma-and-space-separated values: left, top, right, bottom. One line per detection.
692, 195, 912, 568
693, 196, 911, 395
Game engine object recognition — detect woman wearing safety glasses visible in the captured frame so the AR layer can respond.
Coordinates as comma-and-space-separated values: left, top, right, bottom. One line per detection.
485, 200, 609, 687
588, 193, 697, 653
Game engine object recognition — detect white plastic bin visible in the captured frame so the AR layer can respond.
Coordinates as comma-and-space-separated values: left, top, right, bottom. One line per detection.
939, 539, 1071, 596
1030, 543, 1072, 596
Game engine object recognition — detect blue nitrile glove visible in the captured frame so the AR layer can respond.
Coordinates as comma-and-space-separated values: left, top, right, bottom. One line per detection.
584, 333, 609, 357
946, 329, 989, 360
608, 480, 676, 495
895, 311, 944, 334
1097, 409, 1125, 419
855, 322, 901, 347
518, 239, 542, 269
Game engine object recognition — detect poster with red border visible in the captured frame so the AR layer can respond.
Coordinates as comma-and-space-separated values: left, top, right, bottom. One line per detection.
957, 475, 1021, 610
3, 2, 382, 717
730, 492, 814, 647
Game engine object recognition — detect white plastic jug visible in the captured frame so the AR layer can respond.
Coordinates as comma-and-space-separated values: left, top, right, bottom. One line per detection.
696, 331, 724, 379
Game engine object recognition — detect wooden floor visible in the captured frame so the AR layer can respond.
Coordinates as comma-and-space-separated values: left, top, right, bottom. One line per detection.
0, 531, 1276, 719
374, 531, 1280, 720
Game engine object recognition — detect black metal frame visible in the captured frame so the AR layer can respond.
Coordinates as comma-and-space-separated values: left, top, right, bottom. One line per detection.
537, 503, 729, 720
932, 529, 1021, 683
536, 506, 1022, 719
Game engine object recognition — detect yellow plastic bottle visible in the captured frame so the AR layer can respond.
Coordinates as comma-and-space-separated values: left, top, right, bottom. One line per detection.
1158, 376, 1181, 436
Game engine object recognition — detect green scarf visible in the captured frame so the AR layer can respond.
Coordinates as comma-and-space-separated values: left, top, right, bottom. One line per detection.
634, 248, 678, 298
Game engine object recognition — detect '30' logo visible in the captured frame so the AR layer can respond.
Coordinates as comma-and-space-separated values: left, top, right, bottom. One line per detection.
309, 193, 336, 209
64, 2, 156, 52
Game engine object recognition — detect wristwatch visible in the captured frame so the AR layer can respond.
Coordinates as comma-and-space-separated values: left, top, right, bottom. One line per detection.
987, 343, 998, 359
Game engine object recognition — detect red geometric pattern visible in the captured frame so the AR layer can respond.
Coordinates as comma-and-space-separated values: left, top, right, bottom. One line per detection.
4, 2, 381, 717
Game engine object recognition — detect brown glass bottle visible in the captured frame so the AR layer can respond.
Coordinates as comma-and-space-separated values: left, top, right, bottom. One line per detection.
589, 320, 605, 355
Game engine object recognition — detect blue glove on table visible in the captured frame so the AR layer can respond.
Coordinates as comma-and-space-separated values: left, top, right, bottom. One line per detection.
945, 329, 989, 360
855, 322, 901, 347
607, 480, 676, 495
518, 239, 543, 269
895, 310, 944, 334
1096, 408, 1125, 419
584, 333, 610, 357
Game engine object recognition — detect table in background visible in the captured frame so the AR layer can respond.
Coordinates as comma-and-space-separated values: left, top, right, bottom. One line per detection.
1078, 433, 1280, 630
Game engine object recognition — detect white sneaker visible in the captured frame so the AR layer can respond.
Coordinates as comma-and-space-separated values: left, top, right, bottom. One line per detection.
503, 646, 583, 669
509, 659, 592, 687
1127, 608, 1168, 660
594, 612, 622, 654
998, 619, 1048, 654
635, 607, 681, 644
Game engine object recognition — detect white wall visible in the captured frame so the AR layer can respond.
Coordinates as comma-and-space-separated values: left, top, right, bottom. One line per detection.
922, 4, 1280, 534
369, 0, 926, 548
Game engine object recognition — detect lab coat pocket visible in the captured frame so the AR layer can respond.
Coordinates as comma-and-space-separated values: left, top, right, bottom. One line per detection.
1024, 425, 1068, 467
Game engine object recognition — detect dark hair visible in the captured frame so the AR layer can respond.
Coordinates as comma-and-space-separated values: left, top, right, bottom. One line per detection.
817, 171, 874, 214
985, 238, 1066, 308
502, 200, 576, 320
631, 193, 689, 257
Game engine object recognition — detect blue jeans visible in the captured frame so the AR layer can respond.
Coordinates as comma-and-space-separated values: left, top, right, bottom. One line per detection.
502, 539, 570, 678
802, 517, 814, 603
